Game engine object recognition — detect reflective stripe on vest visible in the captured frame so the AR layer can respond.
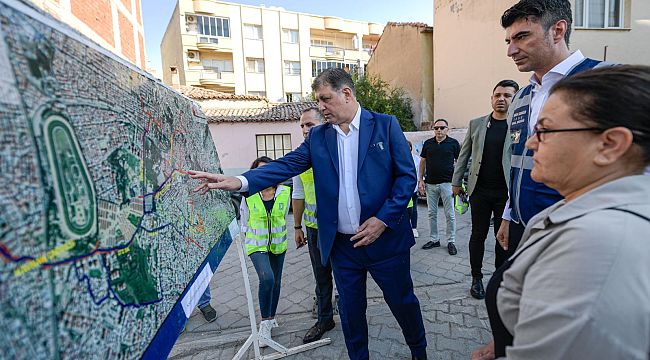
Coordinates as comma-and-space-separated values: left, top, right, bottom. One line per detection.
299, 169, 318, 229
508, 58, 606, 225
244, 185, 290, 255
407, 198, 413, 208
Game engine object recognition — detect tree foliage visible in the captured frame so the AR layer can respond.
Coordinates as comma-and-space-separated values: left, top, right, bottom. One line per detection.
352, 74, 416, 131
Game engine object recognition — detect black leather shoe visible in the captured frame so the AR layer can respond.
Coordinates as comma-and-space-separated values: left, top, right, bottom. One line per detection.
447, 242, 457, 255
199, 304, 217, 322
412, 354, 428, 360
422, 241, 440, 249
470, 277, 485, 299
303, 320, 335, 343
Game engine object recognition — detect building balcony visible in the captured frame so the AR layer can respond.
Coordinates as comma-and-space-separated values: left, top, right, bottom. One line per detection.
198, 70, 235, 88
324, 16, 344, 31
310, 46, 345, 60
195, 35, 233, 51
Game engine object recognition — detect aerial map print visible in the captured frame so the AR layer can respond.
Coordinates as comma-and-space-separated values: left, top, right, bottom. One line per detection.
0, 1, 235, 359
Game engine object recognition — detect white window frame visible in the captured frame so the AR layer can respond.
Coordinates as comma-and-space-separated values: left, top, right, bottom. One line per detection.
246, 58, 265, 73
256, 134, 291, 160
575, 0, 624, 29
193, 15, 230, 43
244, 24, 263, 40
282, 29, 299, 43
284, 61, 301, 76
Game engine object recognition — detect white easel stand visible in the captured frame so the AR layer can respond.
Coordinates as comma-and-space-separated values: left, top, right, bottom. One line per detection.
232, 236, 331, 360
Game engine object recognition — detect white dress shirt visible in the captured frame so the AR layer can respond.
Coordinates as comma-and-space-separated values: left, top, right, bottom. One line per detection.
334, 105, 362, 234
502, 51, 585, 222
239, 105, 371, 233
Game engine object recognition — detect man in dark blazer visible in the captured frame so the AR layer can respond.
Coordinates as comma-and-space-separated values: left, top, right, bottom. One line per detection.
451, 80, 518, 300
189, 69, 427, 360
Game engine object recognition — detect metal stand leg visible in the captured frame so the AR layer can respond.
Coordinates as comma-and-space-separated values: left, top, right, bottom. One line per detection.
231, 236, 331, 360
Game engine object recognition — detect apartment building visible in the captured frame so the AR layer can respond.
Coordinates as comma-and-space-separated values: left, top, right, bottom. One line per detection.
161, 0, 382, 102
30, 0, 146, 69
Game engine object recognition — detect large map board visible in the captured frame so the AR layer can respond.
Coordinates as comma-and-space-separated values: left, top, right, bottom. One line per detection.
0, 1, 236, 358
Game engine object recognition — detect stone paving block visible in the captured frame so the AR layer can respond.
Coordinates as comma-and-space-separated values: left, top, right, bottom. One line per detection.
423, 319, 451, 337
464, 313, 489, 328
449, 303, 478, 317
435, 334, 468, 353
436, 311, 464, 326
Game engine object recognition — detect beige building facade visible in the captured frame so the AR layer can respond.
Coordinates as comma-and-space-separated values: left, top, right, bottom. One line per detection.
432, 0, 650, 128
366, 23, 434, 130
161, 0, 382, 102
31, 0, 146, 68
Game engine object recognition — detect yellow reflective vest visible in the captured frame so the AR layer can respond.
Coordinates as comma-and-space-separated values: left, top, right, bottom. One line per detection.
243, 185, 290, 256
299, 168, 318, 229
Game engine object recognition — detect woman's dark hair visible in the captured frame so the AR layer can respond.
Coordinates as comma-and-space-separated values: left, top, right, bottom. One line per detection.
550, 65, 650, 163
250, 156, 273, 169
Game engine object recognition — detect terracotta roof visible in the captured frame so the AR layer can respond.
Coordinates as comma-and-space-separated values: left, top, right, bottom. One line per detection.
177, 86, 267, 101
206, 102, 318, 123
386, 22, 431, 28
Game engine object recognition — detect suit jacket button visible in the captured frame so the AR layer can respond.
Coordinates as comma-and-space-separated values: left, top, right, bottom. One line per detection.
333, 220, 337, 224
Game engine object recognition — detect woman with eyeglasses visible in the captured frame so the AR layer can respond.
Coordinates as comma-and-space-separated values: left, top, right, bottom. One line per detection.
471, 65, 650, 360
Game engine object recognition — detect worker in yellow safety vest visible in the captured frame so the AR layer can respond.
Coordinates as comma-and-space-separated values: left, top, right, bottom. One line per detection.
240, 156, 290, 347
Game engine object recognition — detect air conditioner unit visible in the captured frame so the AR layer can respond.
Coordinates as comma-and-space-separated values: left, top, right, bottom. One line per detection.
187, 50, 200, 62
186, 15, 196, 24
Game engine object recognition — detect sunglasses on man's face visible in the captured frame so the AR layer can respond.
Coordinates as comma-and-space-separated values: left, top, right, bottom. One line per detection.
433, 126, 448, 130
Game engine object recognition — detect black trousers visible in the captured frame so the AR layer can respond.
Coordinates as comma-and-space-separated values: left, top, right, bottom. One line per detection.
306, 226, 334, 323
468, 187, 508, 278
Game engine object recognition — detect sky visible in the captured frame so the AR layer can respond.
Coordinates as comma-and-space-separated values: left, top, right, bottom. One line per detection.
141, 0, 434, 73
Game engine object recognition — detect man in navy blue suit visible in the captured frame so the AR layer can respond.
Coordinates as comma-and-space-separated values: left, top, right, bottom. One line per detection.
190, 69, 427, 360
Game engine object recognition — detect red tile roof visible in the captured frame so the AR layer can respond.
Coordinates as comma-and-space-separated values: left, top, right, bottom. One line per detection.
386, 22, 432, 28
177, 86, 267, 101
206, 102, 318, 123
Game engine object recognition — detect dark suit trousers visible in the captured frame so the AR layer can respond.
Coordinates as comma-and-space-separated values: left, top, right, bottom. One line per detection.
306, 226, 334, 324
506, 220, 526, 258
330, 233, 427, 360
468, 188, 508, 278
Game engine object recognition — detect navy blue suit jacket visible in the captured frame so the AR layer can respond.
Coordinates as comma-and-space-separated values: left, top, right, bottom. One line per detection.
243, 108, 416, 265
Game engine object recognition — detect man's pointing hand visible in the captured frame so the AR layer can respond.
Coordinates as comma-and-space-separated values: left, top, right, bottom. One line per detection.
187, 170, 242, 194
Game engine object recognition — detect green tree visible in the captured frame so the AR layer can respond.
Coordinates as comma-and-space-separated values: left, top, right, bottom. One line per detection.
352, 74, 416, 131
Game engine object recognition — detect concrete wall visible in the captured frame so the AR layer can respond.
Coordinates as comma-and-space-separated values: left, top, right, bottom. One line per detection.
432, 0, 650, 128
572, 0, 650, 64
160, 4, 184, 85
366, 24, 434, 130
433, 0, 527, 128
209, 121, 303, 175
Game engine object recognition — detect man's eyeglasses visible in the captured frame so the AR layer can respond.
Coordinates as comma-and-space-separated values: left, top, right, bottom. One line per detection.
533, 124, 603, 143
433, 126, 448, 130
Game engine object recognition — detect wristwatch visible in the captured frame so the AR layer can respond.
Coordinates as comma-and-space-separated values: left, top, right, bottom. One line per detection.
294, 225, 303, 230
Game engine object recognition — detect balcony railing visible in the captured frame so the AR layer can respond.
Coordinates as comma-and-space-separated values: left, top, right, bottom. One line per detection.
199, 70, 235, 86
309, 45, 345, 59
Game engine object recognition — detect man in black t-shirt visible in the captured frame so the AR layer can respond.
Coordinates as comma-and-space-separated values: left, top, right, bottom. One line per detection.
418, 119, 461, 255
451, 80, 519, 299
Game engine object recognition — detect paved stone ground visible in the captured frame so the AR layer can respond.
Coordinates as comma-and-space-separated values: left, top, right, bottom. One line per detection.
170, 203, 497, 359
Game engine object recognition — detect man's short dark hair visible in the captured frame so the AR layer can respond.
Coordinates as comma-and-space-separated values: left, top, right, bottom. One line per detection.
501, 0, 572, 46
434, 119, 449, 126
311, 68, 356, 96
493, 79, 520, 93
301, 107, 325, 123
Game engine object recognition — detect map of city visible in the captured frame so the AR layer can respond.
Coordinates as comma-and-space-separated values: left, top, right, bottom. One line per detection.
0, 1, 236, 359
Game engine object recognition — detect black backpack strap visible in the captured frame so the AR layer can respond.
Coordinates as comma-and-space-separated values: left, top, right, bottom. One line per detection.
605, 207, 650, 222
